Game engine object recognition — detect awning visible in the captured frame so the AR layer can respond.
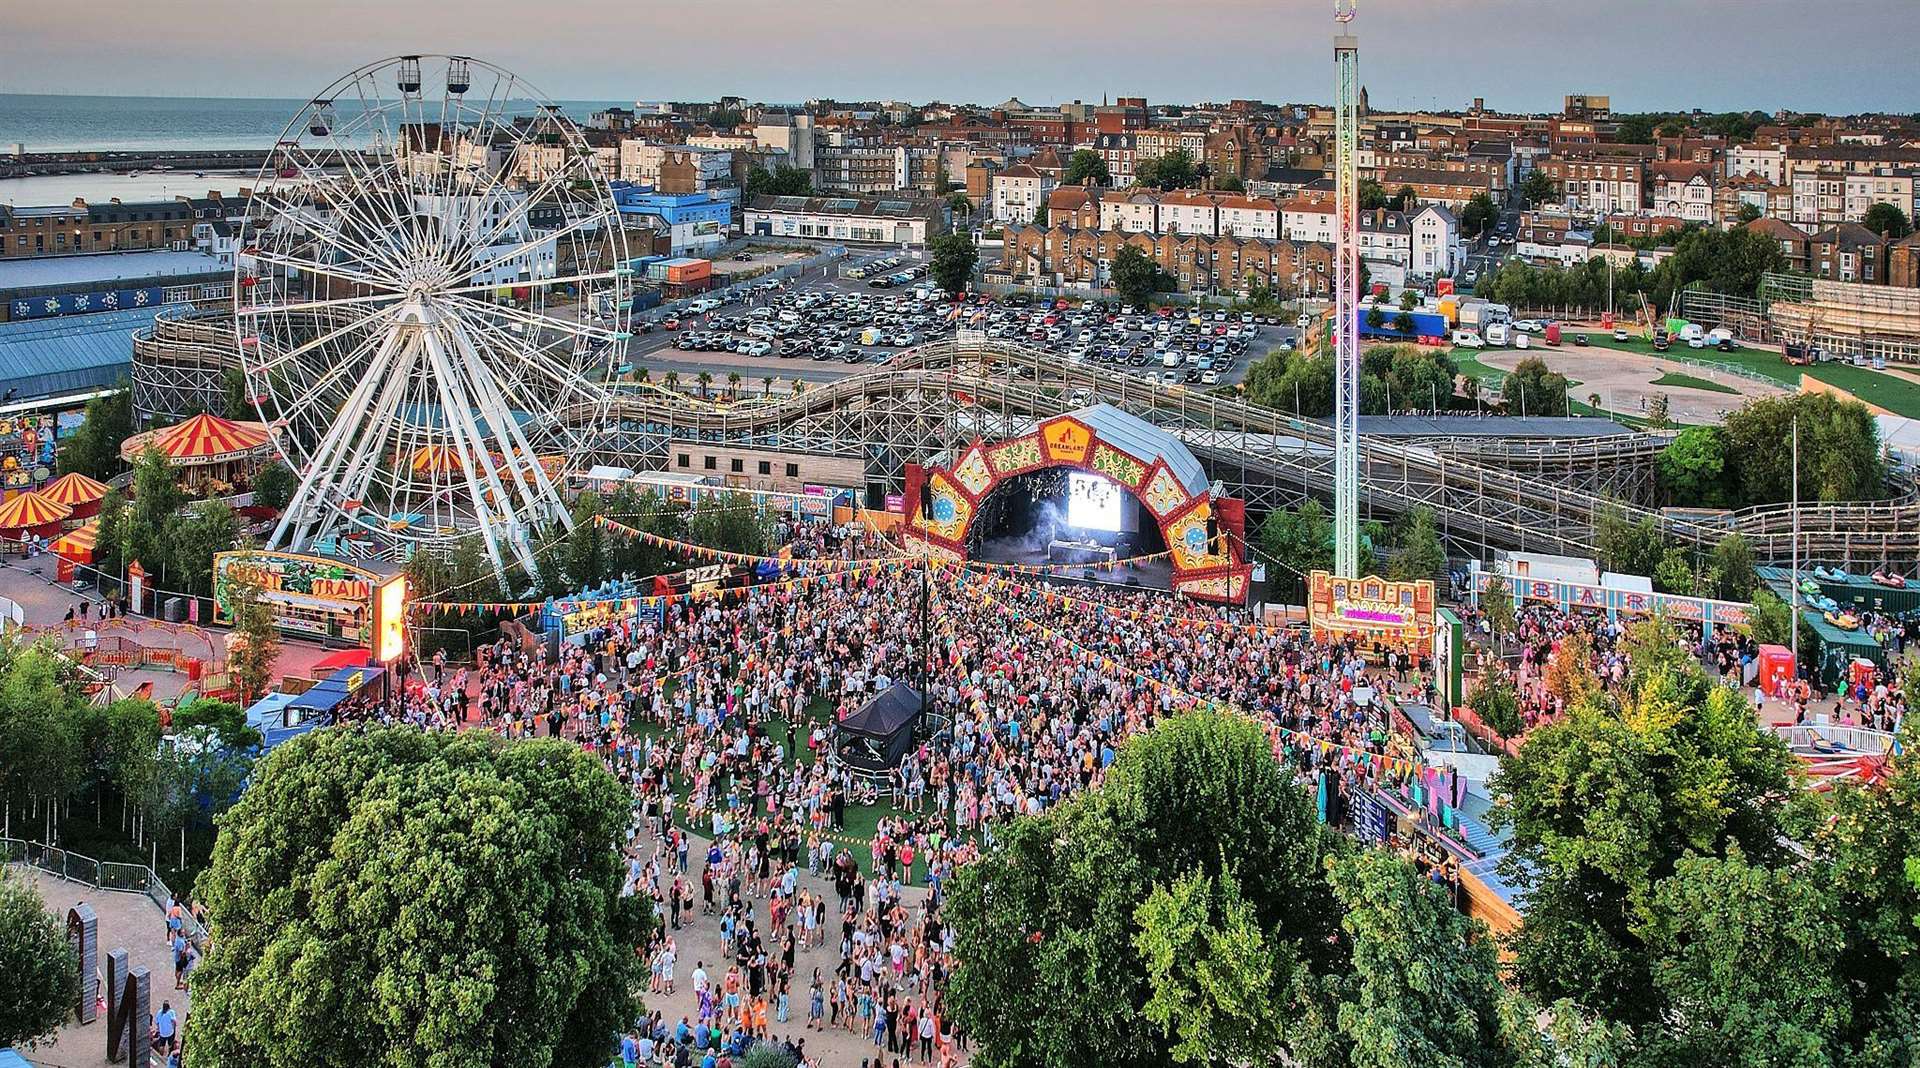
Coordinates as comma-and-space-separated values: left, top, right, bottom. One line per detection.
121, 412, 272, 465
50, 519, 98, 560
0, 489, 73, 532
40, 471, 110, 509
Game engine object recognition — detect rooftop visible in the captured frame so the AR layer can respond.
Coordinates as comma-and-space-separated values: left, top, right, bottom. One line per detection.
0, 304, 180, 402
0, 250, 229, 293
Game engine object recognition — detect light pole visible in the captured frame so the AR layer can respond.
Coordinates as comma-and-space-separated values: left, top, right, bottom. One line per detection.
1790, 416, 1800, 665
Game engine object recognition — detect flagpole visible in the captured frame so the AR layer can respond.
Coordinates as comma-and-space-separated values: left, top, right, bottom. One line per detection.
1790, 416, 1799, 668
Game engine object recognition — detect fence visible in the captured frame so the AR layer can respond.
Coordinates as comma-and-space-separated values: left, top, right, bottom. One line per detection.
3, 836, 209, 947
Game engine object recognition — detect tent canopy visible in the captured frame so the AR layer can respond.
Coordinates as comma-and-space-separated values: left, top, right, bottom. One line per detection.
835, 683, 922, 775
50, 519, 98, 559
120, 412, 271, 465
0, 489, 73, 531
40, 471, 109, 508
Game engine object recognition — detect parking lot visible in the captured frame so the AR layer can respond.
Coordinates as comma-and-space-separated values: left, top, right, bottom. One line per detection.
618, 268, 1299, 393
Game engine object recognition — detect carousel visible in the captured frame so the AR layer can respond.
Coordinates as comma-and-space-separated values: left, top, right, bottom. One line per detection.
119, 413, 274, 493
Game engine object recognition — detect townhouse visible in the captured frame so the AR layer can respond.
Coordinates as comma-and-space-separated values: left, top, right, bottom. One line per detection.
1538, 157, 1644, 216
990, 164, 1053, 225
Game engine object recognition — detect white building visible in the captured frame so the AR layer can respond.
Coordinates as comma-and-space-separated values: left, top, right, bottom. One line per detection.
1410, 204, 1462, 278
1215, 195, 1280, 240
1100, 191, 1160, 234
1156, 191, 1218, 236
1357, 208, 1412, 268
745, 194, 946, 246
618, 141, 733, 190
1655, 173, 1717, 225
991, 164, 1053, 225
1281, 199, 1336, 244
1728, 144, 1787, 185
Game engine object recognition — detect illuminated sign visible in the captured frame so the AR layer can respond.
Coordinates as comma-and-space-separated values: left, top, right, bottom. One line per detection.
370, 574, 409, 663
1307, 570, 1436, 648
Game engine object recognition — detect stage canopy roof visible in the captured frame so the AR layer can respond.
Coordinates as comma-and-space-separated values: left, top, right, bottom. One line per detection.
1064, 403, 1210, 497
40, 471, 110, 509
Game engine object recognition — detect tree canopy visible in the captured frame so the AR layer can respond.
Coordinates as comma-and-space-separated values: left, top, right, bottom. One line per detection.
56, 386, 134, 480
0, 869, 76, 1050
1062, 148, 1110, 186
928, 231, 979, 297
187, 727, 651, 1068
1133, 149, 1197, 192
1109, 245, 1175, 309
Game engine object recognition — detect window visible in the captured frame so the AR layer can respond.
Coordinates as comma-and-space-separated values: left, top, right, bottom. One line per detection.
677, 453, 690, 468
730, 458, 743, 473
785, 463, 799, 477
758, 461, 771, 475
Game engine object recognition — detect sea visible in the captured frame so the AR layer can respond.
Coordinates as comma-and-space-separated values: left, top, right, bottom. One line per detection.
0, 93, 628, 204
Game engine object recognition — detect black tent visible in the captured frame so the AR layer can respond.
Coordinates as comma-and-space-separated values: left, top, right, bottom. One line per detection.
835, 683, 922, 775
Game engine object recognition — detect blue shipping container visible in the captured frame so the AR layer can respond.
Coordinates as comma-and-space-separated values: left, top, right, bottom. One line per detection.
1354, 309, 1449, 341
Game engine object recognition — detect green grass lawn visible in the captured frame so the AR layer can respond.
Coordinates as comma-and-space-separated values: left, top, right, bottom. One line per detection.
1800, 363, 1920, 419
1651, 371, 1740, 395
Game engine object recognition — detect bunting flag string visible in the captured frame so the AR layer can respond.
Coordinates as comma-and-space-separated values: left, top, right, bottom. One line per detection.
413, 558, 916, 615
949, 565, 1305, 635
948, 549, 1175, 575
592, 516, 912, 569
957, 574, 1425, 779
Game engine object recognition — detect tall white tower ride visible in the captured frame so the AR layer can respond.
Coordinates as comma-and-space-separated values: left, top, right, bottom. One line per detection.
1333, 2, 1361, 577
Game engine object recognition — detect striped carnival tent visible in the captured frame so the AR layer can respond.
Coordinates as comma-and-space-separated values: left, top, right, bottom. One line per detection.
0, 489, 74, 543
119, 413, 274, 488
50, 519, 99, 580
39, 471, 111, 519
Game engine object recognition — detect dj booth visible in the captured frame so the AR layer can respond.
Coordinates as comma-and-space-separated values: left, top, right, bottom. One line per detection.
1047, 538, 1117, 566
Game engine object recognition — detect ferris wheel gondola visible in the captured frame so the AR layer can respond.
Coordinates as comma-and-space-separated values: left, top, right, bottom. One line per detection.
233, 55, 630, 580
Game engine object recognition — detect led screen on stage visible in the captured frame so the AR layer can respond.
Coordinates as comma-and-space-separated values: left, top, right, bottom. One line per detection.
1067, 472, 1122, 532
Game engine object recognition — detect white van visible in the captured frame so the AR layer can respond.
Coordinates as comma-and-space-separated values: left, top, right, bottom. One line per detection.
1162, 350, 1181, 369
1451, 329, 1485, 348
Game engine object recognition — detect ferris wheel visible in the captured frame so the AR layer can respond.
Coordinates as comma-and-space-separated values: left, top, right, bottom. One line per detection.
234, 55, 630, 579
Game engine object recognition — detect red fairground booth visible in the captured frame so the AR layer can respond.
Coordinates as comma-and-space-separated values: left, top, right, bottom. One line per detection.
902, 403, 1251, 603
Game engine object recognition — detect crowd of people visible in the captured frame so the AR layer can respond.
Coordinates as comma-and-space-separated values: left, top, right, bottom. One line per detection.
347, 515, 1914, 1066
350, 517, 1435, 1065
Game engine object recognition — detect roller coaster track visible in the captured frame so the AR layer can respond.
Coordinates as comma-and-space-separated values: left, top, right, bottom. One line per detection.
131, 322, 1919, 565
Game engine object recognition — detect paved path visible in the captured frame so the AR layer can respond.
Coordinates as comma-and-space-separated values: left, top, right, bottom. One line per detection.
14, 866, 187, 1068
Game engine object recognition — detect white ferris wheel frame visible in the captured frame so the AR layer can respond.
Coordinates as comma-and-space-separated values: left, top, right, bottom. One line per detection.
233, 55, 631, 580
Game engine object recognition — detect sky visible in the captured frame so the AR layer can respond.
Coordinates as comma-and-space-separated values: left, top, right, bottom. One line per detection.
2, 0, 1914, 115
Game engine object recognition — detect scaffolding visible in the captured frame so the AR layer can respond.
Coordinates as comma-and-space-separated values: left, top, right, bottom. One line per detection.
1762, 272, 1920, 365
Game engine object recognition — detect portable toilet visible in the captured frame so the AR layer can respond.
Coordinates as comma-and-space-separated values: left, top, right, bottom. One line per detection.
1756, 644, 1795, 698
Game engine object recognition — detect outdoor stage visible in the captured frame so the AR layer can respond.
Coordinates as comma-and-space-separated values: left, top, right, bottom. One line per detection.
972, 534, 1176, 592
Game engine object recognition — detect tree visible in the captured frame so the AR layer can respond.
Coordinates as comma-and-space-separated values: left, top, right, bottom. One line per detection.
1721, 393, 1883, 507
1519, 170, 1560, 207
1652, 547, 1695, 594
1482, 575, 1516, 641
1737, 202, 1765, 224
1595, 504, 1666, 578
93, 487, 127, 576
1398, 288, 1418, 312
695, 370, 713, 399
1135, 149, 1197, 191
1707, 533, 1757, 602
1542, 631, 1601, 709
1365, 304, 1385, 330
686, 494, 773, 556
56, 387, 133, 480
1111, 245, 1172, 310
167, 499, 239, 598
1358, 177, 1387, 211
1488, 645, 1802, 1026
1461, 192, 1497, 237
0, 869, 76, 1050
1657, 426, 1729, 508
760, 375, 774, 397
1863, 203, 1913, 240
1391, 184, 1419, 212
1393, 311, 1415, 336
1063, 148, 1111, 187
706, 107, 744, 130
928, 232, 979, 297
226, 570, 281, 703
1258, 500, 1335, 592
945, 710, 1348, 1068
1646, 393, 1671, 428
1133, 868, 1289, 1066
946, 191, 973, 219
1638, 852, 1851, 1066
1503, 356, 1570, 416
1031, 201, 1049, 227
188, 728, 651, 1068
175, 697, 262, 751
725, 371, 743, 400
126, 445, 185, 585
743, 165, 813, 199
1470, 660, 1525, 741
1387, 507, 1445, 581
251, 460, 298, 512
1329, 850, 1531, 1068
1750, 588, 1794, 647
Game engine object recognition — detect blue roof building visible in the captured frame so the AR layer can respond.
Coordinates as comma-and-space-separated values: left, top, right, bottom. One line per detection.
0, 304, 182, 407
610, 184, 736, 253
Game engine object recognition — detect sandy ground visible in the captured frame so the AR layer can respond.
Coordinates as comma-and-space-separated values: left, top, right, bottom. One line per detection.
1479, 346, 1787, 424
